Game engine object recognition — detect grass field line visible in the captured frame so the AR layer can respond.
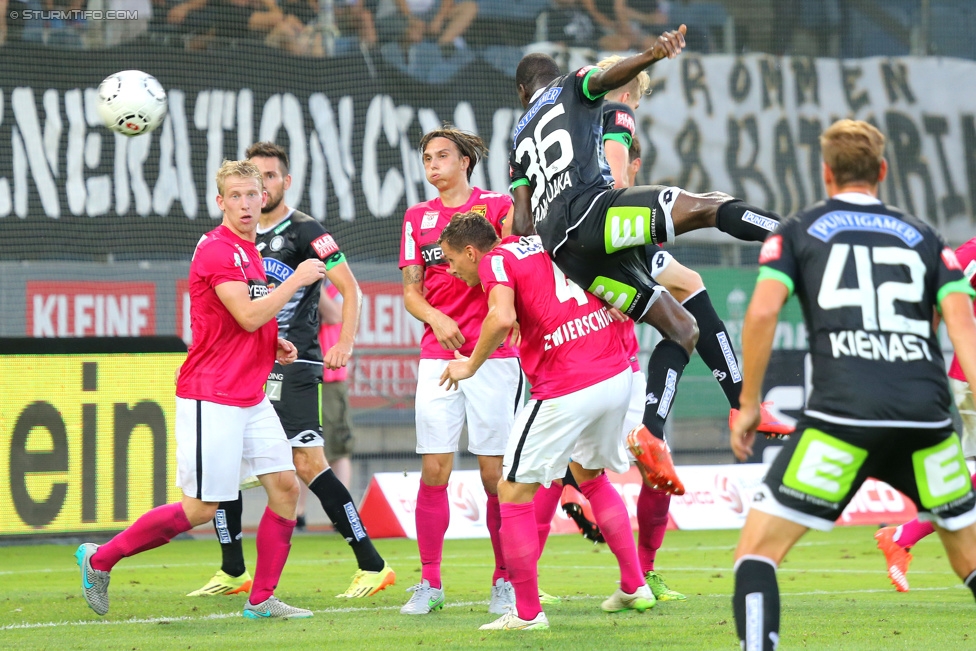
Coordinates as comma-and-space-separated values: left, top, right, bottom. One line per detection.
1, 585, 964, 632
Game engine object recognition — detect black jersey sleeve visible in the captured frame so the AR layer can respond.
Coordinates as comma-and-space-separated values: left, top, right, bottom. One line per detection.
510, 144, 530, 191
756, 218, 799, 296
300, 219, 347, 270
602, 102, 636, 149
574, 66, 607, 105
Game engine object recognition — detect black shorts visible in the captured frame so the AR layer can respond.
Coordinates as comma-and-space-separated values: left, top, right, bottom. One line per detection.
266, 362, 323, 447
754, 416, 976, 531
553, 186, 679, 319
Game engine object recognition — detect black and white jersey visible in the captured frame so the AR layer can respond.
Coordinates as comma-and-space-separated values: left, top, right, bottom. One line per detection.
255, 209, 347, 362
758, 196, 974, 427
510, 66, 609, 256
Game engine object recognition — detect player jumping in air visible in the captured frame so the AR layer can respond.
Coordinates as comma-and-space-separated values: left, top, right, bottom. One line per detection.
509, 27, 784, 495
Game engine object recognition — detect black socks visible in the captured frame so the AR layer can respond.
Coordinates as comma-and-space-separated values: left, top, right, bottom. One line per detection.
733, 557, 781, 651
642, 340, 691, 439
309, 468, 385, 572
682, 290, 742, 409
215, 492, 246, 578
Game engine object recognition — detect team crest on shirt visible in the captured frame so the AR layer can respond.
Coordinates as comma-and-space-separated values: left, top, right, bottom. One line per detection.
421, 211, 439, 230
759, 235, 782, 264
470, 205, 487, 218
614, 111, 636, 134
311, 234, 339, 258
270, 235, 285, 252
942, 247, 963, 271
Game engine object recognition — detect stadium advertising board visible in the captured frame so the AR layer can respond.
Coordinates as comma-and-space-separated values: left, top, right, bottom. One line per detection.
0, 338, 186, 538
359, 466, 918, 539
3, 44, 976, 263
27, 281, 156, 338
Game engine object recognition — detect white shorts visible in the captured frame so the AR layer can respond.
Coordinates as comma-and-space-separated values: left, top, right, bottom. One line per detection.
622, 369, 646, 435
415, 357, 523, 456
951, 378, 976, 459
175, 396, 295, 502
504, 369, 632, 487
647, 249, 674, 280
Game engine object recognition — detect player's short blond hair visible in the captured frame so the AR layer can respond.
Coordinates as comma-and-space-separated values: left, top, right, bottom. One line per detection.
820, 119, 886, 188
216, 159, 263, 196
597, 55, 651, 98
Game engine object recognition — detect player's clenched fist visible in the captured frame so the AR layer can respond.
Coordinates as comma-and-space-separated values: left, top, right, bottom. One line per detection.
294, 259, 327, 285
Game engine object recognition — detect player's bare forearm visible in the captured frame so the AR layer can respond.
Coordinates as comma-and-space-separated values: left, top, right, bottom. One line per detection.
738, 279, 788, 409
942, 292, 976, 396
586, 24, 686, 97
466, 286, 517, 373
328, 262, 362, 349
402, 265, 440, 324
511, 186, 535, 236
604, 139, 631, 188
216, 262, 324, 332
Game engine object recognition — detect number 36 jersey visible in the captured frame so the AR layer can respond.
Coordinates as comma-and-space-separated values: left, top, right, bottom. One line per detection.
758, 196, 975, 427
510, 67, 608, 256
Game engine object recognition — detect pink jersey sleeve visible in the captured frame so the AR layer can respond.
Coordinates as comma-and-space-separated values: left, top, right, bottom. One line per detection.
399, 209, 423, 269
196, 239, 246, 288
484, 193, 513, 234
479, 249, 516, 296
956, 238, 976, 288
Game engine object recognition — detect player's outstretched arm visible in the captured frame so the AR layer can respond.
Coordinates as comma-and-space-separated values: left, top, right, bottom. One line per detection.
216, 258, 326, 332
585, 24, 686, 98
942, 291, 976, 398
323, 261, 363, 370
731, 278, 788, 461
510, 185, 535, 237
440, 284, 516, 390
402, 264, 465, 350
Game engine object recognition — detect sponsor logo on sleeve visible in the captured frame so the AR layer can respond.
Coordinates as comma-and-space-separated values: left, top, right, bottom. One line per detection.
614, 111, 636, 134
577, 65, 597, 77
942, 247, 963, 271
311, 233, 339, 259
758, 235, 782, 264
491, 255, 508, 282
421, 211, 439, 230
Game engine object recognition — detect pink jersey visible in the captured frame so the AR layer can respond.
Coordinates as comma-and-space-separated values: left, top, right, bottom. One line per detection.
319, 282, 348, 383
480, 235, 630, 400
177, 225, 277, 407
616, 319, 641, 372
399, 187, 518, 361
948, 238, 976, 382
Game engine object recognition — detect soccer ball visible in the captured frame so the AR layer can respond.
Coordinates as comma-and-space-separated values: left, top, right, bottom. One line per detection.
96, 70, 167, 137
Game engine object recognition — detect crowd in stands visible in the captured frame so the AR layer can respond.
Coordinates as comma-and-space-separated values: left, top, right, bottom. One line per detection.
2, 0, 975, 76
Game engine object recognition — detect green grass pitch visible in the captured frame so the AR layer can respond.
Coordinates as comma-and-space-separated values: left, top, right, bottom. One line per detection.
1, 525, 973, 650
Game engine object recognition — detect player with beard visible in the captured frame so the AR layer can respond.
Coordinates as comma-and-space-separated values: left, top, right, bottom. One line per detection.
188, 142, 395, 600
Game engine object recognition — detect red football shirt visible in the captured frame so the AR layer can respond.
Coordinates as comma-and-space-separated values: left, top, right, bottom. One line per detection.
480, 235, 630, 399
948, 238, 976, 382
177, 225, 278, 407
399, 187, 518, 360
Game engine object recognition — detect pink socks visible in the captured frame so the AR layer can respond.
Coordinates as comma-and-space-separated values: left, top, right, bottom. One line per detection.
485, 492, 508, 582
532, 482, 563, 554
91, 502, 192, 572
249, 507, 297, 604
579, 473, 645, 594
500, 501, 542, 620
894, 473, 976, 549
637, 483, 671, 573
416, 480, 450, 589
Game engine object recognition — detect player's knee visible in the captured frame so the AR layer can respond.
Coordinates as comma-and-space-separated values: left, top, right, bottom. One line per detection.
182, 499, 219, 527
661, 264, 704, 301
292, 447, 328, 484
267, 470, 301, 504
421, 454, 453, 485
669, 309, 699, 354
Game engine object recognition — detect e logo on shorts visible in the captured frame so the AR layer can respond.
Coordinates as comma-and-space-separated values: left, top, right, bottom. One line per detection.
588, 276, 636, 312
605, 207, 653, 254
783, 429, 867, 503
913, 434, 971, 509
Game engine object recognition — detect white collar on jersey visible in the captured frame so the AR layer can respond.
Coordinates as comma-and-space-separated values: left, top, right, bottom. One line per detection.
256, 207, 297, 235
831, 192, 882, 206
